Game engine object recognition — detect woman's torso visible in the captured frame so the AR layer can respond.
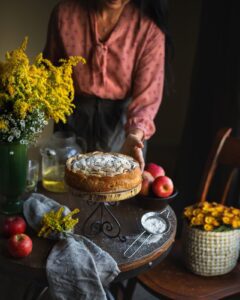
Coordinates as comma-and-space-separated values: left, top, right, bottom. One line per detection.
51, 0, 160, 100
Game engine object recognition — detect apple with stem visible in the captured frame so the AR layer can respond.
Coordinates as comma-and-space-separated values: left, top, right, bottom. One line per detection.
152, 176, 174, 198
7, 234, 33, 258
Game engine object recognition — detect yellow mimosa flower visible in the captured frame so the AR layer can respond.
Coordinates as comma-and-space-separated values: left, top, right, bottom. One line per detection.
0, 37, 85, 144
212, 219, 220, 227
193, 208, 202, 216
231, 208, 240, 216
38, 207, 80, 238
196, 213, 204, 220
222, 217, 231, 225
224, 212, 234, 218
195, 214, 204, 225
215, 205, 224, 212
184, 201, 240, 232
211, 210, 221, 217
184, 207, 193, 219
14, 100, 29, 119
190, 217, 199, 226
202, 201, 211, 208
232, 219, 240, 229
0, 119, 8, 131
202, 202, 212, 212
204, 224, 213, 231
205, 216, 215, 224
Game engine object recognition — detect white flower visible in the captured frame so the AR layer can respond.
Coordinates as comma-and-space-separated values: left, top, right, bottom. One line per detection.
7, 136, 14, 142
20, 120, 25, 128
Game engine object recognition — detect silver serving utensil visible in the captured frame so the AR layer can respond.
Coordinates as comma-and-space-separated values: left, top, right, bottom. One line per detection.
124, 210, 170, 258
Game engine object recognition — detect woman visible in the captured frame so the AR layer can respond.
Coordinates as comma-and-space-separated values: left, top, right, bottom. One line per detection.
44, 0, 168, 171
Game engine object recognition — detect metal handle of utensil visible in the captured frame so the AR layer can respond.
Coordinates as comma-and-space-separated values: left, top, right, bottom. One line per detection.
124, 231, 153, 258
124, 208, 171, 259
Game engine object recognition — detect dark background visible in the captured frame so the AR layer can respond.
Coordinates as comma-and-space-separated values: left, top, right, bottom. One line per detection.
1, 0, 239, 218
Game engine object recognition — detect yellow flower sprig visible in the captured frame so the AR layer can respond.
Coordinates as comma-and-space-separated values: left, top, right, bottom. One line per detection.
38, 207, 80, 238
183, 201, 240, 232
0, 37, 86, 144
0, 119, 8, 131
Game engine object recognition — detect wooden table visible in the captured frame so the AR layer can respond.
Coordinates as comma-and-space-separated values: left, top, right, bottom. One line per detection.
0, 188, 177, 298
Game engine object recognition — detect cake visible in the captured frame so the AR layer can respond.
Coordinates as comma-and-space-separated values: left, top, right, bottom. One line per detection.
65, 151, 142, 193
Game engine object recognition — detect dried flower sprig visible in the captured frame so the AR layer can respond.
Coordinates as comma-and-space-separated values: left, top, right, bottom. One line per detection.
0, 37, 86, 144
184, 201, 240, 232
38, 207, 80, 238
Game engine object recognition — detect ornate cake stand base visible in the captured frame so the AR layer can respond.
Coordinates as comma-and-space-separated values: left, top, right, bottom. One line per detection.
82, 201, 126, 242
69, 184, 141, 242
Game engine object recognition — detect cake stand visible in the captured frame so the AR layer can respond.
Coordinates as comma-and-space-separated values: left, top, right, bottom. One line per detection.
69, 184, 141, 242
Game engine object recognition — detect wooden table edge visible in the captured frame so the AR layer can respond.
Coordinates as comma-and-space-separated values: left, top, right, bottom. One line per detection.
119, 232, 176, 272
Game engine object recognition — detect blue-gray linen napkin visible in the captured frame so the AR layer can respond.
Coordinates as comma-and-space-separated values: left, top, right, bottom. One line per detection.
23, 193, 120, 300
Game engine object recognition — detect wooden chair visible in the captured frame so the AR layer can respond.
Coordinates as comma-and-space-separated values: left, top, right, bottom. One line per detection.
130, 128, 240, 300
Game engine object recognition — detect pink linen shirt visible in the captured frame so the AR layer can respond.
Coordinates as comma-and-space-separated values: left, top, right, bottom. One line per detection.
44, 0, 165, 140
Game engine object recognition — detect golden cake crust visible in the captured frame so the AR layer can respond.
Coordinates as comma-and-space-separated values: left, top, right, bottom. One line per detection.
65, 152, 142, 192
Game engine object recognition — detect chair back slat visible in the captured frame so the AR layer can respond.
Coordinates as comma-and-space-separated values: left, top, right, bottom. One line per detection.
219, 138, 240, 167
197, 128, 232, 203
220, 168, 238, 204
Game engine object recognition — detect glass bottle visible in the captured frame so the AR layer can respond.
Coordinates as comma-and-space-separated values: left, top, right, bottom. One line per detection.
40, 131, 85, 193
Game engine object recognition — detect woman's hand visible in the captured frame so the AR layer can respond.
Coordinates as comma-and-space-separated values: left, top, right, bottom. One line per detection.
121, 129, 145, 171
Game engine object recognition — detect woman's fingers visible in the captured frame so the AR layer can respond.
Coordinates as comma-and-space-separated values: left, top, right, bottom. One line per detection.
120, 134, 145, 170
136, 140, 144, 148
134, 147, 145, 172
127, 133, 144, 148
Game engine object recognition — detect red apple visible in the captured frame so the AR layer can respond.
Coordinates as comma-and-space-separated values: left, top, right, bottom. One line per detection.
145, 163, 165, 178
143, 170, 154, 182
140, 171, 154, 196
7, 234, 33, 258
152, 176, 174, 198
2, 216, 26, 237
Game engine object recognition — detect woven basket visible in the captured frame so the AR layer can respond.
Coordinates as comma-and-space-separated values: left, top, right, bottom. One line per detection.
183, 222, 240, 276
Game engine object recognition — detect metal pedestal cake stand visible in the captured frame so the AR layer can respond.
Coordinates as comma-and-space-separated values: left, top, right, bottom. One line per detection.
69, 184, 141, 242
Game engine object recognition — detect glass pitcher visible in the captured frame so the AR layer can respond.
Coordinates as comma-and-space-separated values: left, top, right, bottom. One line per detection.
40, 131, 86, 193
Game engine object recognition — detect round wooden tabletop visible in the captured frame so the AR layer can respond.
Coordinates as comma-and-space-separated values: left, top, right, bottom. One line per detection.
0, 188, 177, 284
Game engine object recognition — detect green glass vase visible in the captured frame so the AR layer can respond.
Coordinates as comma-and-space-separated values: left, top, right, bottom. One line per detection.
0, 143, 28, 215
